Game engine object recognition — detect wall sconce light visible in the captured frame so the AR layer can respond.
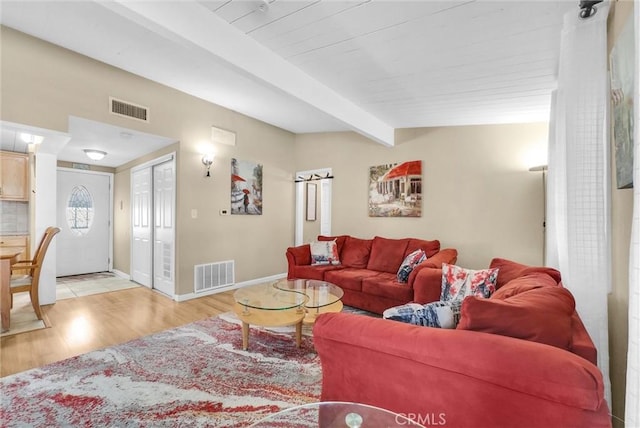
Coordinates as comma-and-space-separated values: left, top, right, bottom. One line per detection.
202, 153, 214, 177
84, 149, 107, 161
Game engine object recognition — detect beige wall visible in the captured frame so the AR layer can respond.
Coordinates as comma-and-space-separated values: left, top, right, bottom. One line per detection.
295, 124, 548, 269
1, 27, 297, 296
57, 161, 116, 175
607, 1, 634, 425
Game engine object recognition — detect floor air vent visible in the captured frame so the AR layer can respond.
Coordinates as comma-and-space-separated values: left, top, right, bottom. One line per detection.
194, 260, 235, 293
109, 97, 149, 122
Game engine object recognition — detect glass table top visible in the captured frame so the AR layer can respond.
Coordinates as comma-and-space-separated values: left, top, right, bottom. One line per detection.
234, 280, 343, 311
276, 279, 344, 309
250, 401, 426, 427
234, 281, 307, 311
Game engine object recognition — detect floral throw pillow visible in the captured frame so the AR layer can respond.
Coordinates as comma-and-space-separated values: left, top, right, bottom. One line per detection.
440, 263, 499, 302
396, 249, 426, 283
310, 240, 340, 266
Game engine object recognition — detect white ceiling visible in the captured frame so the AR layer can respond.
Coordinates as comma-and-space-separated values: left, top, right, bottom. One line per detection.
0, 0, 578, 163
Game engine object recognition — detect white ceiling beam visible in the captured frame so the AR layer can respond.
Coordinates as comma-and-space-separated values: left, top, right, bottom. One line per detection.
104, 1, 395, 147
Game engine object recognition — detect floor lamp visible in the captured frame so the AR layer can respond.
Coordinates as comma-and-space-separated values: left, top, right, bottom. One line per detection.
529, 165, 547, 265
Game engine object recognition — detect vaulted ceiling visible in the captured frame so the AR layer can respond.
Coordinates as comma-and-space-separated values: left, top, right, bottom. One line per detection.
1, 0, 577, 150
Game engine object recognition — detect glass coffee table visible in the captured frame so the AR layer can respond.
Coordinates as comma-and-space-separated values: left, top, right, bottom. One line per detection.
233, 279, 344, 350
276, 279, 344, 324
250, 401, 426, 427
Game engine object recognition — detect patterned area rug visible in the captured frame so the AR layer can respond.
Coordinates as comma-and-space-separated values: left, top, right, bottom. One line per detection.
0, 316, 321, 427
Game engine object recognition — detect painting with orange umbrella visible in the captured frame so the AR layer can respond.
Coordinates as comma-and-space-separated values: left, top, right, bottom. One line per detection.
231, 158, 263, 215
368, 160, 422, 217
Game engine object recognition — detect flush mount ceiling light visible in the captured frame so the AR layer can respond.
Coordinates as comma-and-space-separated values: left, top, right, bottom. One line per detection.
19, 132, 44, 144
84, 149, 107, 161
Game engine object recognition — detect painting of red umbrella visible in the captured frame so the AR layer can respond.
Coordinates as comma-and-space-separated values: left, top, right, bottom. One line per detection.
369, 160, 422, 217
231, 158, 263, 215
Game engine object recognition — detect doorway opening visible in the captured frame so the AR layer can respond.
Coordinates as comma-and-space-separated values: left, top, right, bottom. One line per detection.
295, 168, 333, 246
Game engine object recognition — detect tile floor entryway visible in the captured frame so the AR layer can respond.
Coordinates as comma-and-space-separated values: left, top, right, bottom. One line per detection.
56, 272, 140, 300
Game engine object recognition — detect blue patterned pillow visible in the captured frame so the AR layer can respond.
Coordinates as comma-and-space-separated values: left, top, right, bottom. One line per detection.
396, 249, 426, 283
383, 300, 462, 328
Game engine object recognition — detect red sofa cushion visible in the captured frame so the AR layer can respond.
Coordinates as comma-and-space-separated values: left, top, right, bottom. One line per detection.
458, 286, 576, 350
341, 237, 373, 268
490, 257, 562, 288
292, 264, 342, 281
287, 244, 311, 266
362, 272, 413, 302
366, 237, 410, 273
404, 238, 440, 258
325, 268, 380, 292
491, 272, 557, 300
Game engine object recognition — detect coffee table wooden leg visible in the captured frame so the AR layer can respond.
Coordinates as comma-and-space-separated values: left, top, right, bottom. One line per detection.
295, 321, 302, 348
241, 321, 249, 350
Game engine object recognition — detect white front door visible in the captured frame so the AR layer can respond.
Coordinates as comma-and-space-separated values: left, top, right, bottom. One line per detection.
56, 169, 112, 277
131, 167, 152, 287
152, 160, 175, 296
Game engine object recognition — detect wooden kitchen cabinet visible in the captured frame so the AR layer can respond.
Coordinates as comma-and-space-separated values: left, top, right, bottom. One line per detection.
0, 151, 29, 201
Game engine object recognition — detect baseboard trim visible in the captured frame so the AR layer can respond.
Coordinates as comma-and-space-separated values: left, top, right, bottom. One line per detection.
111, 269, 131, 280
175, 273, 287, 302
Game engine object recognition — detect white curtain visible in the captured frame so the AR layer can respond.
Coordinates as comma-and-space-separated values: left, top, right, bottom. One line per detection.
547, 1, 611, 405
625, 1, 640, 425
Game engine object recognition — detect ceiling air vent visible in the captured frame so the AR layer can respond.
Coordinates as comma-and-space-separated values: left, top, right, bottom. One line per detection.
109, 97, 149, 123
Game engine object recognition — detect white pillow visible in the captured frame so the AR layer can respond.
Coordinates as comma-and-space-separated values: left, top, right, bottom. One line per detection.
310, 240, 340, 266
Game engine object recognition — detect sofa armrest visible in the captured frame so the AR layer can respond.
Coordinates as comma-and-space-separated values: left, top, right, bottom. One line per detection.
314, 313, 609, 427
408, 248, 457, 303
409, 267, 442, 303
423, 248, 457, 268
286, 244, 311, 279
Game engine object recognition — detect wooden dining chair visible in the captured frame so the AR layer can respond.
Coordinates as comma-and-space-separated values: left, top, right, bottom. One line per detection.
10, 226, 61, 320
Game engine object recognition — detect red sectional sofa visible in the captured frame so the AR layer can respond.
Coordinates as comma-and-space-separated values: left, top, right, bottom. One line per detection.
286, 235, 457, 314
313, 258, 611, 428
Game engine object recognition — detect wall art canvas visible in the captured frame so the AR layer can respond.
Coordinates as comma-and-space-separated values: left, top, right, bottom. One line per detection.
231, 158, 262, 215
369, 160, 422, 217
610, 14, 635, 189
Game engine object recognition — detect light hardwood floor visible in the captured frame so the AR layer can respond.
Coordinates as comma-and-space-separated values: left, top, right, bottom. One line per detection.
0, 287, 235, 377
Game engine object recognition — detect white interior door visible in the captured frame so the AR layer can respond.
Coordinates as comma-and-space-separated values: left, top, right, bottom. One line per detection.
152, 160, 175, 297
56, 169, 112, 277
131, 167, 152, 287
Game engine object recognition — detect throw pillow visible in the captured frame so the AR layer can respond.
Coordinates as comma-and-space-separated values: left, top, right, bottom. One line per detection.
396, 249, 426, 283
457, 286, 576, 350
310, 240, 340, 266
383, 300, 462, 328
440, 263, 498, 302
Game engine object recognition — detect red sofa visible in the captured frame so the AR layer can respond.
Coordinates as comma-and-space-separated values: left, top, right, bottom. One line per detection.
313, 259, 611, 428
286, 235, 457, 314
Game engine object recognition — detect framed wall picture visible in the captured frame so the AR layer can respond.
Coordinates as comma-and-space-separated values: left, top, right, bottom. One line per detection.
231, 158, 263, 215
610, 14, 634, 188
368, 160, 422, 217
306, 182, 317, 221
